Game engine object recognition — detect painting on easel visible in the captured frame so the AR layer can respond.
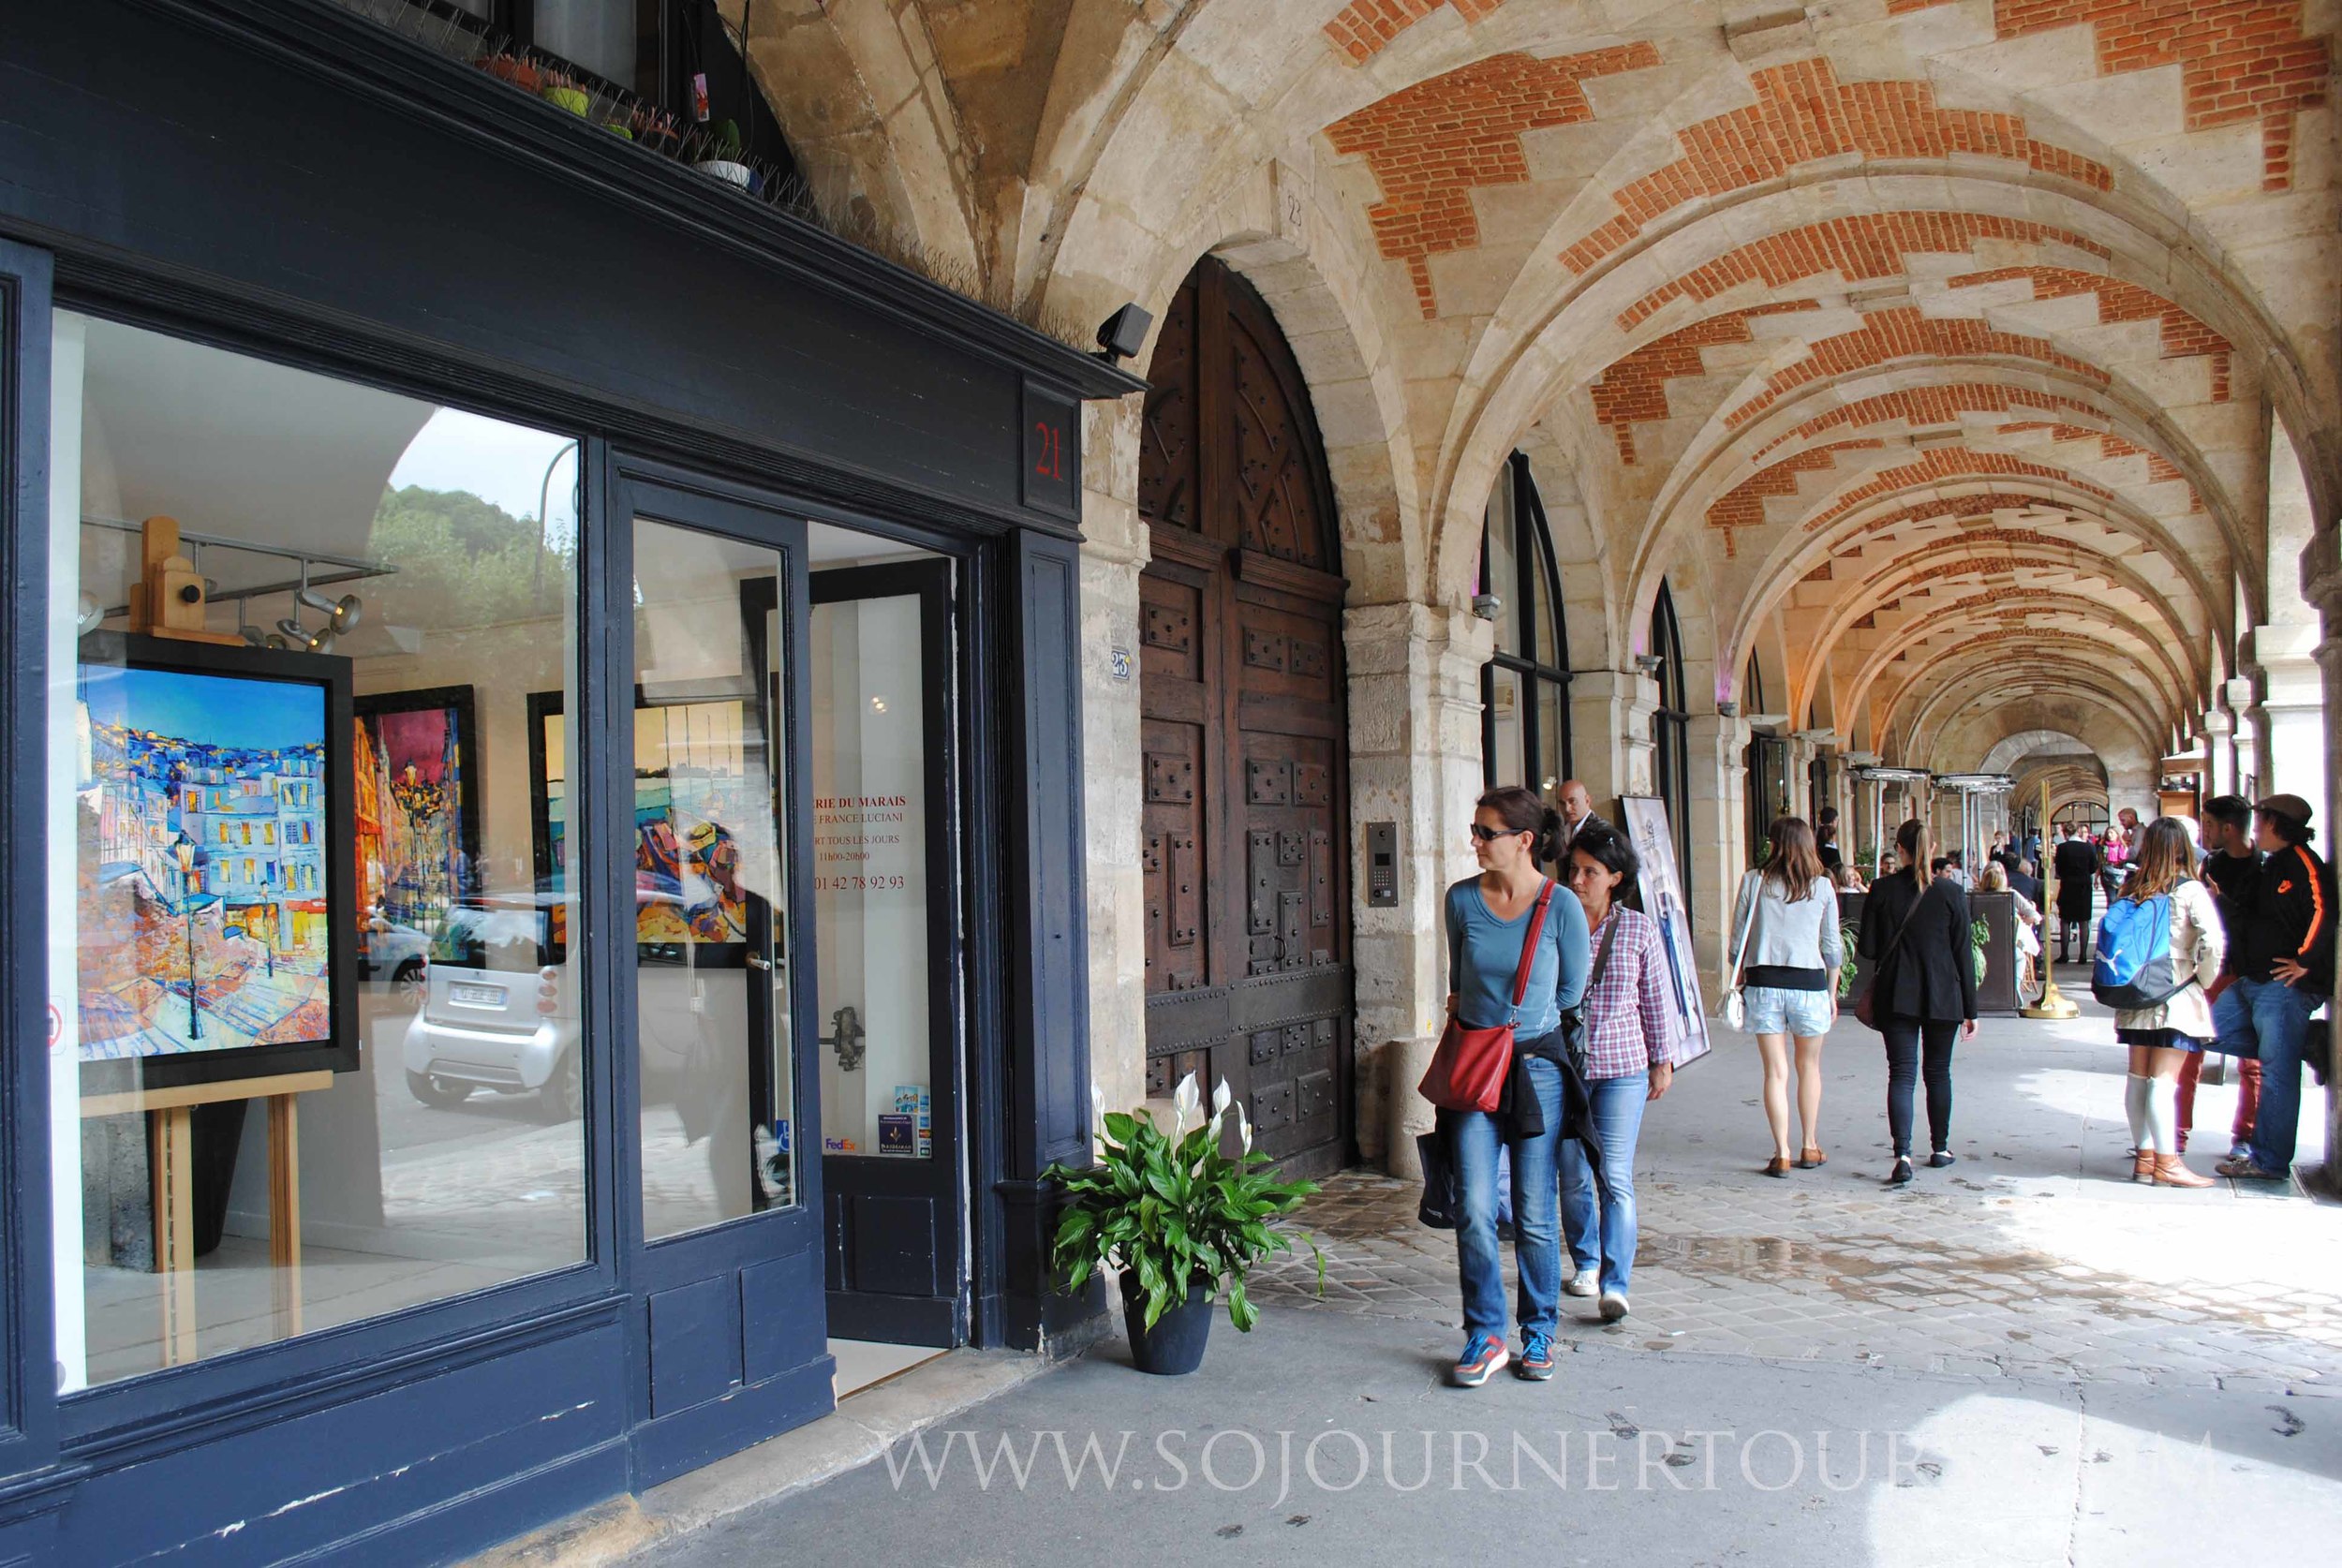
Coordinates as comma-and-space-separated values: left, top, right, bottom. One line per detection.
75, 632, 359, 1087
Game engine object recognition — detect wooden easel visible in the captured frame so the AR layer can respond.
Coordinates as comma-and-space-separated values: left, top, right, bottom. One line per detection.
87, 518, 322, 1362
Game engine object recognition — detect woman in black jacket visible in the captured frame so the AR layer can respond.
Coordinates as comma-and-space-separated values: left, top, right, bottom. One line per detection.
1857, 818, 1979, 1185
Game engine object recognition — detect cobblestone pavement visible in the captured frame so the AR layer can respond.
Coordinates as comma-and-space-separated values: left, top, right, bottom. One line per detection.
1253, 984, 2342, 1387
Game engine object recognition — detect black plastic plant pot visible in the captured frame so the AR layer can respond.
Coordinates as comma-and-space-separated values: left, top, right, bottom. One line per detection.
1119, 1272, 1214, 1376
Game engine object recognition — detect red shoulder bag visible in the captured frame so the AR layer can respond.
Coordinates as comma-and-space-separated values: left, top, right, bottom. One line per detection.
1419, 881, 1556, 1114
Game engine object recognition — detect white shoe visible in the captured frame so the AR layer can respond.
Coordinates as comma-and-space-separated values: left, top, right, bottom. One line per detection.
1598, 1290, 1629, 1323
1564, 1270, 1599, 1298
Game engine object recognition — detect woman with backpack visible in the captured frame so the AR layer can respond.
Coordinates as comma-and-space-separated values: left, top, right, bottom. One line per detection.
1856, 818, 1977, 1186
1726, 817, 1843, 1176
2097, 816, 2226, 1187
1441, 786, 1592, 1386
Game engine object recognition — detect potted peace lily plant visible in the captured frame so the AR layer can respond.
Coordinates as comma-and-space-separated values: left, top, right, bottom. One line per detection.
1045, 1074, 1323, 1376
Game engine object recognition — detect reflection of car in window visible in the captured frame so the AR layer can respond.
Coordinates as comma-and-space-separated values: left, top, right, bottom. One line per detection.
356, 913, 429, 999
400, 886, 711, 1119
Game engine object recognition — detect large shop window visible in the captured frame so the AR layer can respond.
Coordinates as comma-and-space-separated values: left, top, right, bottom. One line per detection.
1479, 452, 1571, 793
49, 312, 585, 1389
1647, 581, 1691, 901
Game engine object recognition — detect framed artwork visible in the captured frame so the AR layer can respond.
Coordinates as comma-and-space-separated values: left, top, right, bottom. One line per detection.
1617, 794, 1714, 1070
74, 631, 358, 1088
353, 686, 480, 967
526, 689, 756, 965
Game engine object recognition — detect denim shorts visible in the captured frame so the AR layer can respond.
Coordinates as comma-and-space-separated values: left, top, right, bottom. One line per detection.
1744, 984, 1833, 1036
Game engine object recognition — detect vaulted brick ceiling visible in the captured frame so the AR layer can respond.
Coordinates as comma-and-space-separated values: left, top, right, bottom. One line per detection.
746, 0, 2335, 772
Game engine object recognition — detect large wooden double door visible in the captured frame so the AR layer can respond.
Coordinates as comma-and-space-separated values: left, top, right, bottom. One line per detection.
1138, 258, 1352, 1177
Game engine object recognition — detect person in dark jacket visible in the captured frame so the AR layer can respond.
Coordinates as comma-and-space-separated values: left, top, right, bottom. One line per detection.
2176, 793, 2262, 1158
2052, 824, 2102, 962
2214, 794, 2335, 1182
1858, 817, 1978, 1186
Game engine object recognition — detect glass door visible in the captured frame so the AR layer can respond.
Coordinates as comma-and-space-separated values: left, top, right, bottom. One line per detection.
616, 477, 829, 1485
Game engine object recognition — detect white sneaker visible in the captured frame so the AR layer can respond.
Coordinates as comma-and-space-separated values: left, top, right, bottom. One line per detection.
1564, 1270, 1599, 1298
1598, 1290, 1629, 1323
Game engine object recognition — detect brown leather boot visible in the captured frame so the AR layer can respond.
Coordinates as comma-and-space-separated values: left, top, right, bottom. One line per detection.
2154, 1153, 2214, 1189
2131, 1148, 2155, 1183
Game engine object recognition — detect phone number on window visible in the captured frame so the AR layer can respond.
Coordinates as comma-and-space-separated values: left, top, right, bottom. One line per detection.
814, 874, 909, 892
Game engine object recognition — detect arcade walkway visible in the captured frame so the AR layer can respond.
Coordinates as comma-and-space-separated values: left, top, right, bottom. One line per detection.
632, 992, 2342, 1567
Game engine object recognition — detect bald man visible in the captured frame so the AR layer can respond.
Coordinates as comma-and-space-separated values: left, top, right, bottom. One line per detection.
1555, 779, 1607, 857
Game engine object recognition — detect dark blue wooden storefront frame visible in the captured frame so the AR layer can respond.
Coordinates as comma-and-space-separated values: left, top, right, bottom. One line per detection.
0, 1, 1128, 1560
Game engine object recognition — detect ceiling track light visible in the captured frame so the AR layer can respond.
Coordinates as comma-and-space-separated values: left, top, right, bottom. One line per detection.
294, 559, 363, 635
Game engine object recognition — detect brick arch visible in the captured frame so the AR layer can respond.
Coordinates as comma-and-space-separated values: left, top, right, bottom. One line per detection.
1874, 631, 2183, 739
1752, 384, 2112, 461
1323, 43, 1666, 318
1942, 266, 2233, 399
1895, 660, 2170, 773
1617, 210, 2112, 332
1886, 0, 2331, 192
1555, 58, 2112, 278
1323, 0, 1513, 65
1831, 588, 2196, 722
1697, 444, 2119, 556
1590, 302, 1823, 463
1719, 307, 2112, 429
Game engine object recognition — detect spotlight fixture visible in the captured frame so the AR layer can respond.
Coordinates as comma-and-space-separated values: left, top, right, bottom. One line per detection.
1717, 700, 1740, 718
1633, 653, 1665, 675
1093, 303, 1153, 364
276, 615, 334, 656
1470, 592, 1503, 622
294, 562, 362, 635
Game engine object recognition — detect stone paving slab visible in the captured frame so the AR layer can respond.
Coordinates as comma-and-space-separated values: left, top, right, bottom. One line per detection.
1253, 991, 2342, 1387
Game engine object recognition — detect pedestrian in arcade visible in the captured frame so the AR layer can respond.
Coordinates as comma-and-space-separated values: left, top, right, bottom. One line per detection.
1557, 823, 1680, 1324
2053, 822, 2102, 962
1857, 818, 1978, 1186
2095, 817, 2226, 1188
1727, 817, 1842, 1176
1444, 786, 1592, 1385
2215, 795, 2335, 1184
2177, 794, 2263, 1158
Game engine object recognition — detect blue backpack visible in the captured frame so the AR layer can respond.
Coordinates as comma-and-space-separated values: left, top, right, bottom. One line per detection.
2092, 894, 2179, 1009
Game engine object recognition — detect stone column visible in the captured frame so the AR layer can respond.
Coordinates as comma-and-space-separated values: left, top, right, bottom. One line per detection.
1078, 402, 1149, 1123
1346, 601, 1494, 1169
1683, 709, 1750, 973
2199, 706, 2235, 799
1568, 669, 1654, 814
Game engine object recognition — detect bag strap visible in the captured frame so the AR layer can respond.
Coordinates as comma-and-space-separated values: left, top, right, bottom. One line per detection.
1588, 907, 1624, 991
1875, 876, 1928, 971
1724, 870, 1761, 991
1507, 881, 1556, 1011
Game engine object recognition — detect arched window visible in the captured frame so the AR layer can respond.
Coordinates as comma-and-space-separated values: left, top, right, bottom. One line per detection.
1649, 581, 1691, 900
1479, 452, 1571, 793
1742, 652, 1787, 863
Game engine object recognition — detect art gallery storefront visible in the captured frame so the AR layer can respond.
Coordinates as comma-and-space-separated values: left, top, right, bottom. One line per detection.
0, 5, 1131, 1562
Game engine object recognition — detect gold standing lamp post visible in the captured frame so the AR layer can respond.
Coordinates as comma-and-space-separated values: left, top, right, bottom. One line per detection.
2023, 776, 2080, 1019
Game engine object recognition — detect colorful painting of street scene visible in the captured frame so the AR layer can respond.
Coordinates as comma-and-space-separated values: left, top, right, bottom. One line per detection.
535, 699, 763, 950
77, 663, 333, 1059
356, 697, 471, 958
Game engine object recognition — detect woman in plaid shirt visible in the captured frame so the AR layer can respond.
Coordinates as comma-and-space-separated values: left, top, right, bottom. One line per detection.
1558, 823, 1682, 1323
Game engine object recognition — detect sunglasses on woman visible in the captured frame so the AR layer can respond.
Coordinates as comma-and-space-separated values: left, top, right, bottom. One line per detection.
1469, 823, 1529, 842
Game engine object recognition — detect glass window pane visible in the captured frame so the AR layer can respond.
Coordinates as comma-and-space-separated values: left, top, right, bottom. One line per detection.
533, 0, 644, 89
1483, 492, 1521, 657
52, 311, 584, 1388
1487, 666, 1524, 787
810, 590, 932, 1159
1527, 523, 1561, 670
1534, 676, 1566, 797
632, 519, 796, 1238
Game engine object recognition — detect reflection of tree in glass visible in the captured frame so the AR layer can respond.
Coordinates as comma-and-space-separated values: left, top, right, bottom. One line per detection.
370, 484, 572, 627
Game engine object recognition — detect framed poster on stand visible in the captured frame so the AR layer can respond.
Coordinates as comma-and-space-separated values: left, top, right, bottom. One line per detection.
75, 630, 358, 1091
1617, 794, 1713, 1069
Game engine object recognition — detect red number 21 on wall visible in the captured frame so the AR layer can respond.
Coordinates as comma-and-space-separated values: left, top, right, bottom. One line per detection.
1032, 419, 1063, 480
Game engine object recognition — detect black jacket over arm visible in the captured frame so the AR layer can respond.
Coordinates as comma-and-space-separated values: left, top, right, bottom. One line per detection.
1859, 868, 1978, 1024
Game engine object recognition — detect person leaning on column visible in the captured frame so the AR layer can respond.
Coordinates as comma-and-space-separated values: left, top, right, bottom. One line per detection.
2176, 794, 2263, 1160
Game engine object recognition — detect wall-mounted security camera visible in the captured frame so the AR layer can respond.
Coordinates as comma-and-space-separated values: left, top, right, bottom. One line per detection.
1470, 592, 1502, 622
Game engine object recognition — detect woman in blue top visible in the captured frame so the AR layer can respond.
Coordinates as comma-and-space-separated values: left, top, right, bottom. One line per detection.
1445, 786, 1592, 1386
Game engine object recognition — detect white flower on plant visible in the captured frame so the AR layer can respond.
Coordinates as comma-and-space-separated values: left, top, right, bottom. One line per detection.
1236, 1101, 1253, 1156
1171, 1072, 1202, 1138
1090, 1081, 1105, 1136
1206, 1076, 1232, 1140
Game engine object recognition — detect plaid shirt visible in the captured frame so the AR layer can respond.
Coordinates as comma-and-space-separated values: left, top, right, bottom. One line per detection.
1581, 905, 1683, 1080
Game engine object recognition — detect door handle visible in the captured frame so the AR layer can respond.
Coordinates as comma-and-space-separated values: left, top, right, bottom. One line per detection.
747, 954, 776, 971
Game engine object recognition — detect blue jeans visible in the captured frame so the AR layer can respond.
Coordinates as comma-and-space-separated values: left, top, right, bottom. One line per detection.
1561, 1072, 1647, 1294
2216, 977, 2320, 1173
1454, 1055, 1563, 1340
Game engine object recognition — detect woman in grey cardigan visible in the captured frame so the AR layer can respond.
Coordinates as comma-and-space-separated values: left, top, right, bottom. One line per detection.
1728, 818, 1843, 1175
